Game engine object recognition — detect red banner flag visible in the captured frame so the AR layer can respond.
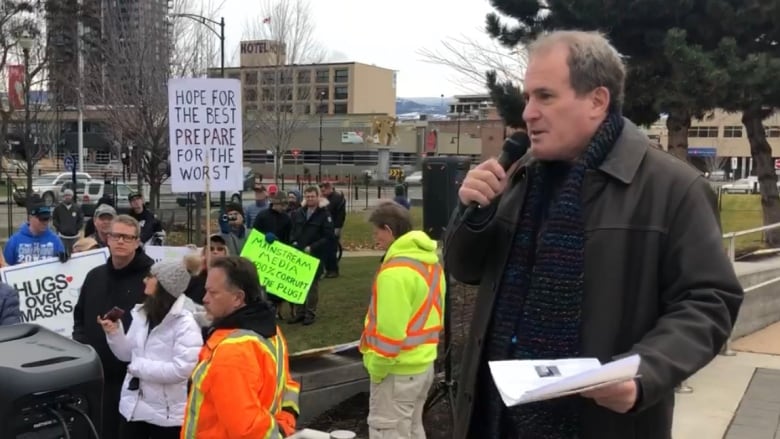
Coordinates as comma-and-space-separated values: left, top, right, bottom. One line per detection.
7, 65, 24, 110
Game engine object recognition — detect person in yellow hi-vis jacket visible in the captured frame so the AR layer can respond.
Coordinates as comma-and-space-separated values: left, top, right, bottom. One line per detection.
359, 200, 446, 439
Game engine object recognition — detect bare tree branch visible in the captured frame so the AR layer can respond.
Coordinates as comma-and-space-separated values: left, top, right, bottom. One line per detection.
242, 0, 325, 181
82, 0, 215, 206
0, 1, 54, 199
418, 31, 527, 94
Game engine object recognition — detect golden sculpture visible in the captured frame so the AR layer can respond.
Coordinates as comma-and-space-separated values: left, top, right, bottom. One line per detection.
368, 115, 398, 146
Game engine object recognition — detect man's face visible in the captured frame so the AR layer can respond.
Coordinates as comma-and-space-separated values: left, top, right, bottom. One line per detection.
130, 197, 144, 212
107, 222, 139, 258
204, 267, 244, 320
287, 194, 297, 204
304, 191, 318, 208
63, 194, 73, 204
373, 225, 394, 251
255, 189, 267, 201
320, 185, 332, 197
28, 215, 49, 235
272, 202, 285, 213
522, 44, 608, 161
208, 240, 228, 257
95, 214, 113, 234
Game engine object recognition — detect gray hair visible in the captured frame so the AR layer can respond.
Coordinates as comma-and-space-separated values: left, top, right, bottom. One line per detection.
111, 214, 141, 238
528, 30, 626, 112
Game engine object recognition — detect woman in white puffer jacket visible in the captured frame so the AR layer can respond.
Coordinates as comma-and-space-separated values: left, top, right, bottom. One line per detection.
98, 258, 203, 439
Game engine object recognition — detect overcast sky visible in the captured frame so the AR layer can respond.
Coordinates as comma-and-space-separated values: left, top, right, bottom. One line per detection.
207, 0, 499, 97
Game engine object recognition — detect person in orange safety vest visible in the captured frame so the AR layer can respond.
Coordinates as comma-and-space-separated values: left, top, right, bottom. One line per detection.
181, 256, 300, 439
360, 200, 446, 439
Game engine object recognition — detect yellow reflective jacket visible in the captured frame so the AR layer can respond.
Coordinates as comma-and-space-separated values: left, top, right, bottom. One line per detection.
359, 230, 445, 382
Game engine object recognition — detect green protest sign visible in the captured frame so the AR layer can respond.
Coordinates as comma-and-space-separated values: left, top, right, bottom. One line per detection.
240, 230, 320, 304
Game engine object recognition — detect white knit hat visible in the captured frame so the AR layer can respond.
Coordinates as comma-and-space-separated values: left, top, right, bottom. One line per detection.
150, 259, 191, 298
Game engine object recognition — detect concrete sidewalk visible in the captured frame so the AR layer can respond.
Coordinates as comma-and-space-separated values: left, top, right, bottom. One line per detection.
673, 352, 780, 438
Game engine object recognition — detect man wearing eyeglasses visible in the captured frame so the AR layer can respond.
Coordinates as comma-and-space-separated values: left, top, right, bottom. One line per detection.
72, 214, 155, 438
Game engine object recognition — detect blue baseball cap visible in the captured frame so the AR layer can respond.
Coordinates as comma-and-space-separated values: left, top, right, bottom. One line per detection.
28, 204, 52, 219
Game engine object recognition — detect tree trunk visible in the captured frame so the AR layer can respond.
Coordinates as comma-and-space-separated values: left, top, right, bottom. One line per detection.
742, 107, 780, 246
665, 109, 691, 161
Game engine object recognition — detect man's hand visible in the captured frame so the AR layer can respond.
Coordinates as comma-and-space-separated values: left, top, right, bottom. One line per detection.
334, 228, 342, 237
580, 379, 638, 414
458, 158, 509, 207
304, 246, 311, 254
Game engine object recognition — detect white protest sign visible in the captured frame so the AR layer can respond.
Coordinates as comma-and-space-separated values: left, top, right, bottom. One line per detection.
0, 248, 109, 336
145, 245, 199, 263
168, 78, 243, 193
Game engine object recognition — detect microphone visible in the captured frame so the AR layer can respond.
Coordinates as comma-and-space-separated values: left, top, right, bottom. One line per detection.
461, 131, 530, 221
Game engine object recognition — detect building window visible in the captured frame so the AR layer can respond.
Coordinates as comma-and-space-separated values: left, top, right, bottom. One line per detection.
315, 86, 329, 100
333, 103, 347, 114
262, 88, 272, 101
315, 69, 329, 83
724, 125, 743, 138
228, 72, 240, 80
279, 87, 293, 101
297, 87, 311, 100
279, 104, 293, 113
263, 104, 275, 112
280, 71, 293, 84
296, 103, 311, 114
244, 72, 258, 85
334, 86, 348, 100
334, 68, 349, 83
297, 70, 311, 84
244, 88, 257, 101
766, 126, 780, 137
261, 71, 275, 85
688, 126, 718, 138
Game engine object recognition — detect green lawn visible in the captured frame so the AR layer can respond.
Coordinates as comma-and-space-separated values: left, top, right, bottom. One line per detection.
282, 256, 378, 353
341, 207, 423, 250
720, 193, 764, 251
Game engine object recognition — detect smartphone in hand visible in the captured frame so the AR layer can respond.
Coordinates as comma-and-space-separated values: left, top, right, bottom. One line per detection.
103, 306, 125, 322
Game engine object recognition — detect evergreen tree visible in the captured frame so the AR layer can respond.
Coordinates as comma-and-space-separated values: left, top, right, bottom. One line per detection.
707, 0, 780, 243
483, 0, 727, 160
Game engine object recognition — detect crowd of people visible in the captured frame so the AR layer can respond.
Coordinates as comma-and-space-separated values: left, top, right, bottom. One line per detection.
0, 29, 749, 439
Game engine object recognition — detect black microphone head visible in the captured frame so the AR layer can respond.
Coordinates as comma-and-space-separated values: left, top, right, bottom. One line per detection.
498, 131, 530, 169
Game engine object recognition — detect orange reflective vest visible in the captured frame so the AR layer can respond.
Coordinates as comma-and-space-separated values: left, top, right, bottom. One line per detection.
360, 257, 444, 358
181, 327, 300, 439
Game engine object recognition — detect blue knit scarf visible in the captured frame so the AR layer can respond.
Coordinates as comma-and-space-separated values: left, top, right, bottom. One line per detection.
483, 112, 625, 438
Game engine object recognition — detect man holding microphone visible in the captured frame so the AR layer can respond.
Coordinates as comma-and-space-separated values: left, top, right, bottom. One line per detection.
445, 30, 743, 439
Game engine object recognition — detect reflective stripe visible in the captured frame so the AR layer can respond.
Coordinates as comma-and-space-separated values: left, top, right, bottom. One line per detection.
182, 329, 288, 438
361, 257, 444, 357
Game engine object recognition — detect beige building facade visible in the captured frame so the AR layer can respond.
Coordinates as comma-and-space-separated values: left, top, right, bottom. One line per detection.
645, 109, 780, 177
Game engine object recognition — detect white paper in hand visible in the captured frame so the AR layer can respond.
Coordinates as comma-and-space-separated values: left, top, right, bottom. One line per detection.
488, 354, 641, 407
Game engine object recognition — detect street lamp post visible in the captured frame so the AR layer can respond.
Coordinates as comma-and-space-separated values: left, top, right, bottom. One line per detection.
455, 113, 461, 156
19, 32, 34, 205
171, 13, 226, 210
318, 91, 325, 181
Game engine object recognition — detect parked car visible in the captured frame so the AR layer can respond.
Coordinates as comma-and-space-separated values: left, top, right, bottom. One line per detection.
81, 181, 141, 217
175, 166, 254, 207
13, 172, 93, 206
404, 171, 423, 185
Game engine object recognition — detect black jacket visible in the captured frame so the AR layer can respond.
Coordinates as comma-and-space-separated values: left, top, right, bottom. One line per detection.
444, 119, 744, 439
52, 202, 84, 236
325, 191, 346, 229
253, 208, 292, 244
209, 300, 276, 338
289, 204, 334, 259
72, 249, 154, 381
130, 208, 163, 243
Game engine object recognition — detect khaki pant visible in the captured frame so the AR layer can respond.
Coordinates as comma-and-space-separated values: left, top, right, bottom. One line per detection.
367, 366, 435, 439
